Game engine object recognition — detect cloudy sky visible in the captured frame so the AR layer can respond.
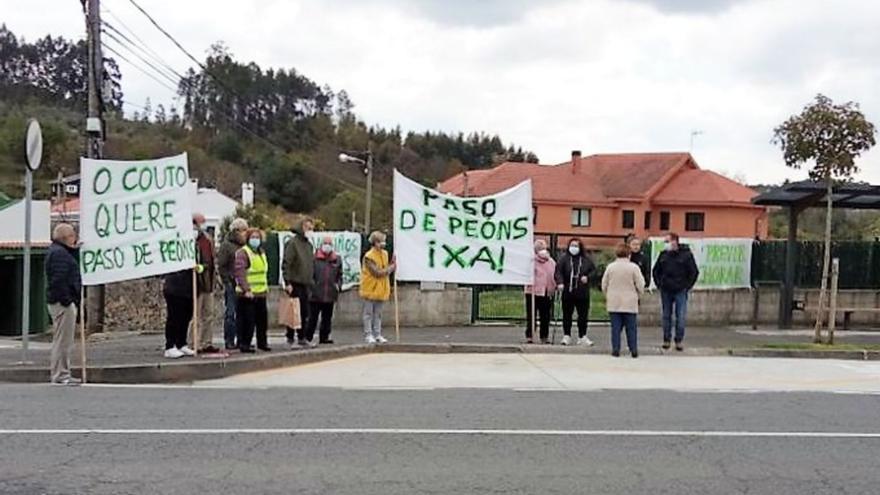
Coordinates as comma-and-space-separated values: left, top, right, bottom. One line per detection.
6, 0, 880, 184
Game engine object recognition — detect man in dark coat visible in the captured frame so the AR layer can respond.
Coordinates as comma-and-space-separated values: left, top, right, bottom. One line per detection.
555, 237, 597, 346
308, 236, 343, 344
282, 217, 315, 347
217, 218, 248, 349
652, 232, 700, 351
45, 223, 82, 385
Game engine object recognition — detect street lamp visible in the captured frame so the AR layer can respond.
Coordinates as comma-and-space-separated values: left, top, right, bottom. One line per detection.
338, 146, 374, 234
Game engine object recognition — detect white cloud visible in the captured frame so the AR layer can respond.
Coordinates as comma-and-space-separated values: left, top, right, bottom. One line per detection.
4, 0, 879, 184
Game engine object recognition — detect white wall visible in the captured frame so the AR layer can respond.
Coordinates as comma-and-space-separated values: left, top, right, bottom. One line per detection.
0, 200, 51, 243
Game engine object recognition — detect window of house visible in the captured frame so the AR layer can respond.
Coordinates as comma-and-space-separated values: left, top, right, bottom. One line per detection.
660, 211, 670, 231
622, 210, 635, 229
571, 208, 591, 227
532, 206, 538, 225
685, 212, 705, 232
644, 211, 652, 230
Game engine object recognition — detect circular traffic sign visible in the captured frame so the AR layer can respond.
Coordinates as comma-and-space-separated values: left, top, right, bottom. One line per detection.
25, 119, 43, 171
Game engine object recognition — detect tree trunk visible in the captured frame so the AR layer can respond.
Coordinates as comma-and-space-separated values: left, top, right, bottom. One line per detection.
812, 175, 834, 344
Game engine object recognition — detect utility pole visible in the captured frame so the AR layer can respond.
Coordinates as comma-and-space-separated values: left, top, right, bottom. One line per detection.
85, 0, 105, 333
365, 141, 374, 235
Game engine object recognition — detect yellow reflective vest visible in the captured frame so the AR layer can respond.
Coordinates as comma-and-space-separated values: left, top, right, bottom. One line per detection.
238, 245, 269, 295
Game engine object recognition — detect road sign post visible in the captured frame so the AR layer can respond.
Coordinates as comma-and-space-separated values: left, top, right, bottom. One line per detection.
21, 119, 43, 364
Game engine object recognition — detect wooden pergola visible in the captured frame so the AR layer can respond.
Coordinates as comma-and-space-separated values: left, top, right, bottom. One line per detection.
752, 180, 880, 328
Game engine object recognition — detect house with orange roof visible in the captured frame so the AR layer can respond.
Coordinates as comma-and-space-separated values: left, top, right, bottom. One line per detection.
438, 151, 768, 247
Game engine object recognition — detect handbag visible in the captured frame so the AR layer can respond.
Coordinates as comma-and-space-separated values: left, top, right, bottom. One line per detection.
278, 296, 302, 329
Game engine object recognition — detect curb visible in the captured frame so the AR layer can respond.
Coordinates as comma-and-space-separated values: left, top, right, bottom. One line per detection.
3, 344, 878, 384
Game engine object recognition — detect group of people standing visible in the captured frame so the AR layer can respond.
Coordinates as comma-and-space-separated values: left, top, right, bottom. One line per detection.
524, 233, 699, 358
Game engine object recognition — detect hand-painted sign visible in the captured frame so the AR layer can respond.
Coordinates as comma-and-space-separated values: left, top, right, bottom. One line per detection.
649, 237, 752, 289
393, 170, 534, 285
80, 153, 195, 285
277, 231, 362, 290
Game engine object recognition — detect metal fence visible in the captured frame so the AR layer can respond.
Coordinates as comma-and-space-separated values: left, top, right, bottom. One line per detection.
752, 240, 880, 289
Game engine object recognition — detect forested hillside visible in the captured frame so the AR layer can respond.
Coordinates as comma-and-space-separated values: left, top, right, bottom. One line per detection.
0, 25, 538, 230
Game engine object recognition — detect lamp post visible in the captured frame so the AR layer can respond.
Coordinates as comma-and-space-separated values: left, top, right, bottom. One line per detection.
338, 143, 373, 234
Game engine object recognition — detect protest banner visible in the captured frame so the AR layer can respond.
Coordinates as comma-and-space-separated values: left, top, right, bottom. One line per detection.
393, 170, 534, 285
79, 153, 195, 285
277, 231, 362, 289
649, 237, 752, 289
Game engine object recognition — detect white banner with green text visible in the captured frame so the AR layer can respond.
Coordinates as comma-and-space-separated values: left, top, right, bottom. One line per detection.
80, 153, 195, 285
393, 170, 534, 285
649, 237, 752, 289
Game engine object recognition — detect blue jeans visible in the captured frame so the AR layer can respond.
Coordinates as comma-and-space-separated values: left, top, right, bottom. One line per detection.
610, 312, 638, 355
223, 282, 238, 348
661, 290, 689, 343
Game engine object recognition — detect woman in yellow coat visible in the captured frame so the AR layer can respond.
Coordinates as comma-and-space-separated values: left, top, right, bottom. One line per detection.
360, 231, 396, 344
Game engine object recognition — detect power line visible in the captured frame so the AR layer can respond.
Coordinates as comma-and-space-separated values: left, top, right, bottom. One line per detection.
102, 32, 181, 89
102, 6, 181, 79
102, 42, 178, 94
102, 21, 182, 84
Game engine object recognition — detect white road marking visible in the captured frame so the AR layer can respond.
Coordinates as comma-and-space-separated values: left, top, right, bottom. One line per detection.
0, 428, 879, 438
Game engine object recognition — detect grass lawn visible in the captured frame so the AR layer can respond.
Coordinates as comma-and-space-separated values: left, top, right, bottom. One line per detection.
759, 343, 880, 351
478, 289, 609, 321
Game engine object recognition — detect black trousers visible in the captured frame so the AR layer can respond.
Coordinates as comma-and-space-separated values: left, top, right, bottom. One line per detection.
236, 296, 268, 350
561, 291, 590, 338
285, 284, 311, 342
164, 294, 192, 350
307, 301, 336, 342
525, 295, 553, 340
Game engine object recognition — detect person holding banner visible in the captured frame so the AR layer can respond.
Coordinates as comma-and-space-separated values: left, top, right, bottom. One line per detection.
45, 223, 82, 385
652, 232, 699, 351
217, 218, 249, 350
555, 237, 596, 346
234, 228, 271, 353
163, 268, 197, 359
602, 243, 646, 358
524, 240, 557, 344
308, 236, 343, 345
282, 218, 316, 347
360, 231, 395, 344
189, 213, 220, 353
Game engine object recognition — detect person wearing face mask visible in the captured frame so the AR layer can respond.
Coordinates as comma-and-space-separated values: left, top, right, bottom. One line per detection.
308, 236, 343, 344
282, 217, 316, 348
524, 239, 557, 344
627, 234, 651, 289
217, 218, 249, 350
234, 228, 271, 353
188, 212, 220, 353
652, 232, 699, 351
554, 238, 596, 346
360, 231, 395, 344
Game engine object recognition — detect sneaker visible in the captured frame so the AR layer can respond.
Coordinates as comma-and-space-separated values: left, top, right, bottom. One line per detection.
164, 347, 185, 359
662, 341, 671, 350
297, 339, 309, 347
258, 346, 272, 352
631, 352, 639, 359
675, 342, 684, 352
611, 351, 621, 358
375, 335, 389, 344
201, 345, 221, 354
578, 336, 594, 347
561, 335, 572, 346
365, 335, 377, 344
51, 377, 82, 386
178, 346, 196, 357
319, 339, 335, 345
525, 337, 534, 344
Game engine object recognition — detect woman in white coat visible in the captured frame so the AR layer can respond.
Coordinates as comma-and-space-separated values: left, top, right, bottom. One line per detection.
601, 243, 646, 358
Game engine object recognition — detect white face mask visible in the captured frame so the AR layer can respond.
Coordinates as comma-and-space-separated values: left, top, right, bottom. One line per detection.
537, 249, 550, 259
321, 244, 333, 254
568, 245, 580, 256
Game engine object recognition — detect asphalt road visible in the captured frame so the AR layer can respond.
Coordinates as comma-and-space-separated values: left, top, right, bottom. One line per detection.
1, 385, 879, 494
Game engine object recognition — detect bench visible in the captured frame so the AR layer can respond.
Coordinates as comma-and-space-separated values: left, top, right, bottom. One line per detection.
803, 306, 880, 330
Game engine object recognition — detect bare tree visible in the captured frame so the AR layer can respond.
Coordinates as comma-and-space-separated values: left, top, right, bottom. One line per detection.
773, 94, 876, 343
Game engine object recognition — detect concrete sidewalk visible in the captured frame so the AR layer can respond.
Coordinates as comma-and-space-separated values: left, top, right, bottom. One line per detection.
2, 324, 879, 383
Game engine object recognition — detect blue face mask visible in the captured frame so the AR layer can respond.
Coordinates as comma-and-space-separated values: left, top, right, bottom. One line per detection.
248, 238, 262, 250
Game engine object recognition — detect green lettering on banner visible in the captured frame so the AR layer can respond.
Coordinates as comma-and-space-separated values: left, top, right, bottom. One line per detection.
400, 209, 417, 230
92, 167, 111, 195
80, 247, 125, 273
442, 244, 469, 268
481, 199, 497, 218
422, 213, 436, 232
496, 220, 512, 241
422, 188, 439, 207
428, 240, 437, 268
462, 200, 478, 216
469, 246, 499, 271
132, 243, 154, 267
159, 234, 196, 263
443, 198, 460, 211
162, 200, 177, 229
464, 219, 478, 238
147, 201, 163, 231
479, 220, 497, 240
94, 203, 111, 238
449, 217, 464, 235
512, 217, 529, 239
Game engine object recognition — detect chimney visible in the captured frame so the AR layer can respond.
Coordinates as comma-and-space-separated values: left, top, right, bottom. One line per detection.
571, 150, 582, 175
241, 182, 255, 206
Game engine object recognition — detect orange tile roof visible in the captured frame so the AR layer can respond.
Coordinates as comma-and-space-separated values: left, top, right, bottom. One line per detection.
652, 168, 758, 206
437, 152, 760, 208
51, 197, 80, 213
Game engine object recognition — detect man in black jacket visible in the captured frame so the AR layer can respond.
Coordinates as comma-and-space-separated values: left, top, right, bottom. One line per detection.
45, 223, 81, 385
652, 232, 699, 351
555, 238, 597, 346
